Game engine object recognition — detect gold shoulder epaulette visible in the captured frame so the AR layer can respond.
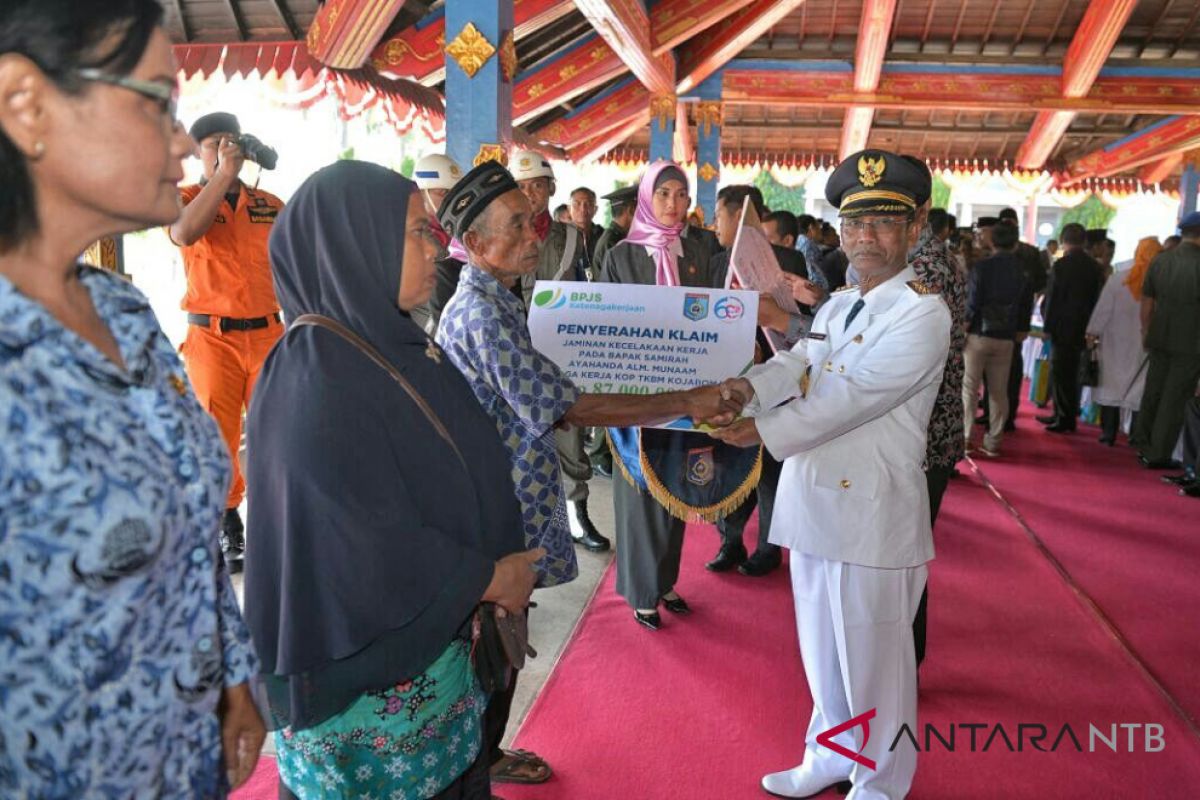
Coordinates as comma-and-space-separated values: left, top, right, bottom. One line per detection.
907, 280, 939, 295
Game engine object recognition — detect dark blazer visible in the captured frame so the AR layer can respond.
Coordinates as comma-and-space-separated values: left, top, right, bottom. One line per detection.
966, 251, 1032, 339
1043, 248, 1103, 349
598, 234, 716, 289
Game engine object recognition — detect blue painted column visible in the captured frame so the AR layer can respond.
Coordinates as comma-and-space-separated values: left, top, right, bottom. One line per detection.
1180, 162, 1199, 221
649, 94, 676, 163
445, 0, 513, 170
692, 72, 723, 225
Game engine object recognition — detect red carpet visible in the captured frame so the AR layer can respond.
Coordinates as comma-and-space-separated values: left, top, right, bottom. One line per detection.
963, 405, 1200, 724
232, 398, 1200, 799
501, 404, 1200, 798
230, 756, 279, 800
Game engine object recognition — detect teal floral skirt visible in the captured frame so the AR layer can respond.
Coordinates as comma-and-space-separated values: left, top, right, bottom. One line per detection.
275, 639, 486, 799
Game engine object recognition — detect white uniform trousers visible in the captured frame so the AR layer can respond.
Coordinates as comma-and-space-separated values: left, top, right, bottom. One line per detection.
791, 550, 927, 800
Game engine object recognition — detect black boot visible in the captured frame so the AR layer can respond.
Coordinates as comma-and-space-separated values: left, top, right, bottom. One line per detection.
567, 498, 610, 552
1098, 406, 1119, 445
705, 541, 747, 572
738, 547, 782, 577
220, 508, 245, 573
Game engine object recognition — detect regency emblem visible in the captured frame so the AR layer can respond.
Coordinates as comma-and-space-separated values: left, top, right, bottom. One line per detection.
445, 22, 496, 78
858, 155, 886, 188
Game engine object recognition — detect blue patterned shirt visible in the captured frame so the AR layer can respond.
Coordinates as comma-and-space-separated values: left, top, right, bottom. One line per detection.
796, 234, 829, 291
436, 266, 579, 588
0, 266, 257, 799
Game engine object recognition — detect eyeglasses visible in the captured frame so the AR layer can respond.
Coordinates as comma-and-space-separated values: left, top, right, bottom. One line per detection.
840, 217, 909, 235
77, 68, 179, 124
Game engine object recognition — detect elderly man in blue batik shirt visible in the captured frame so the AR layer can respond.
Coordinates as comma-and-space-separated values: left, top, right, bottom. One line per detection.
434, 161, 736, 787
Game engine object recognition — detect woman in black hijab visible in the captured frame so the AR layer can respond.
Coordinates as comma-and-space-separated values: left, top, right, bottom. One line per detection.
244, 161, 541, 799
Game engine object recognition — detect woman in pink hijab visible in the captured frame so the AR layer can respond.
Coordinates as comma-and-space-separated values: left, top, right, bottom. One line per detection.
596, 161, 756, 630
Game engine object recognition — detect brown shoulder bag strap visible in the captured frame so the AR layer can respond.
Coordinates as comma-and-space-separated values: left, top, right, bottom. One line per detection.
291, 314, 467, 470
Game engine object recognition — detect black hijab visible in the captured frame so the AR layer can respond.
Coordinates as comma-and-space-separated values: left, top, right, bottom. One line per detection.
245, 161, 524, 729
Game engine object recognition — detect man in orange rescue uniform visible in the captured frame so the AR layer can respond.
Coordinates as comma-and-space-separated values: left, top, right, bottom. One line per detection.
169, 112, 283, 572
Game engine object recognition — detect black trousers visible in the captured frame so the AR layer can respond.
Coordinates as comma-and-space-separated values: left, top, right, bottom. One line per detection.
482, 662, 520, 766
1183, 397, 1200, 475
1133, 350, 1200, 461
914, 464, 955, 667
716, 449, 784, 557
1007, 341, 1025, 426
1050, 344, 1083, 428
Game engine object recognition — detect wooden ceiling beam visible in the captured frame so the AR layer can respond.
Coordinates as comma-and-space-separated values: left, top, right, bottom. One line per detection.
268, 0, 302, 40
1015, 0, 1138, 169
1066, 116, 1200, 182
716, 66, 1200, 116
171, 0, 192, 43
573, 0, 674, 95
568, 109, 651, 162
651, 0, 760, 55
222, 0, 248, 42
675, 0, 809, 94
370, 0, 574, 84
840, 0, 897, 158
1139, 153, 1185, 184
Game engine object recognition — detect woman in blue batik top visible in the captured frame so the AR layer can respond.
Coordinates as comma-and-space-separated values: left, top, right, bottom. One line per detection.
0, 2, 265, 796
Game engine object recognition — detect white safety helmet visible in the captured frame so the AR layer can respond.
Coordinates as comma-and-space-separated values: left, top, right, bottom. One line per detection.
509, 149, 555, 181
412, 153, 463, 190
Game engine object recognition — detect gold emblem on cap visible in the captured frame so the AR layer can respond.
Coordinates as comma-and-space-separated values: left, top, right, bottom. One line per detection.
858, 155, 886, 188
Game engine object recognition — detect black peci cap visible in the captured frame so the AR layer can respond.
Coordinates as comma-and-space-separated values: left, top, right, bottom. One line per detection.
825, 149, 931, 218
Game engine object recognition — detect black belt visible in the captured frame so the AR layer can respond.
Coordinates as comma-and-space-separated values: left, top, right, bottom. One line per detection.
188, 312, 281, 332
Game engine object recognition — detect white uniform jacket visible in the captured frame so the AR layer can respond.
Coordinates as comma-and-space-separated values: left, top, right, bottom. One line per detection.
743, 266, 952, 569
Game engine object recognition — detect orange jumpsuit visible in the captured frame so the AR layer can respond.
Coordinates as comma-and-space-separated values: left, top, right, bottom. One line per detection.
176, 182, 284, 510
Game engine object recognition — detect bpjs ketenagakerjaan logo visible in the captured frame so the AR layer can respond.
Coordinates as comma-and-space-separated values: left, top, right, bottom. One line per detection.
819, 709, 1167, 770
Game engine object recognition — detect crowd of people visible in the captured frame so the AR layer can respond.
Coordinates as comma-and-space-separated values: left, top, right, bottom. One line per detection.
2, 3, 1198, 800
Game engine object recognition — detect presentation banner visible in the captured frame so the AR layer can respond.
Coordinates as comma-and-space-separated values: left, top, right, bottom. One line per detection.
527, 281, 758, 429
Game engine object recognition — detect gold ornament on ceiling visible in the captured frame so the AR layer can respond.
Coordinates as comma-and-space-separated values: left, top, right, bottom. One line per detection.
650, 94, 676, 132
698, 162, 719, 183
474, 143, 508, 167
499, 32, 517, 83
445, 22, 496, 78
694, 101, 724, 137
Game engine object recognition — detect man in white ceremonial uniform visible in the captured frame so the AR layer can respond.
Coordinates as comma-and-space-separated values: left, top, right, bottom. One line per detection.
712, 150, 951, 800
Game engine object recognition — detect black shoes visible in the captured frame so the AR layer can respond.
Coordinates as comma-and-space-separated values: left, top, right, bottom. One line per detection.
1139, 456, 1183, 470
634, 610, 661, 630
568, 499, 611, 552
661, 594, 691, 615
1163, 472, 1195, 486
220, 508, 245, 574
1098, 434, 1116, 446
1182, 483, 1200, 498
705, 542, 747, 572
1046, 423, 1075, 434
738, 549, 782, 577
1036, 414, 1058, 425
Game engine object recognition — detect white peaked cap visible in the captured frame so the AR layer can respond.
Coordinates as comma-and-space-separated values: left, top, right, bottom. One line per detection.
509, 149, 555, 181
413, 154, 463, 190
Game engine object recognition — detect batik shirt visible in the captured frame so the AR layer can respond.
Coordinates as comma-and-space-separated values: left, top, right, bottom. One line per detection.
795, 234, 830, 291
436, 266, 579, 588
0, 266, 257, 799
909, 226, 968, 469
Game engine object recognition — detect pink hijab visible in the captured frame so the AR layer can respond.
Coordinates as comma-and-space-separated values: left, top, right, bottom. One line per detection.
624, 160, 687, 286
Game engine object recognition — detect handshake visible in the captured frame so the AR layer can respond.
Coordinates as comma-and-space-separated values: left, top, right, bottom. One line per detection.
685, 377, 756, 426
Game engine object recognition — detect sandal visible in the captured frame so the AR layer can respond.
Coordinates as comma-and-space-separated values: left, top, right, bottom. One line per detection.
490, 748, 552, 785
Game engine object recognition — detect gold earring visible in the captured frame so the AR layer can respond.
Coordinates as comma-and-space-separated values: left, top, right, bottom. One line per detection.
31, 141, 45, 158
